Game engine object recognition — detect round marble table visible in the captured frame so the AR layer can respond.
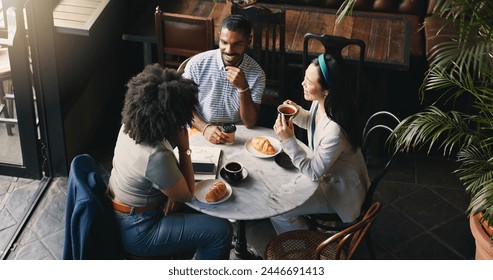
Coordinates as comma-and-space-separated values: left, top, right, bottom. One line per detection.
186, 125, 318, 259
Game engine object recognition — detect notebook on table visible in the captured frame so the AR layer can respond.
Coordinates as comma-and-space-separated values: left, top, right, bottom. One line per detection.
174, 146, 221, 181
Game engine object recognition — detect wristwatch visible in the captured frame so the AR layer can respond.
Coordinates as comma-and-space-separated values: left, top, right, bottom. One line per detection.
181, 148, 192, 156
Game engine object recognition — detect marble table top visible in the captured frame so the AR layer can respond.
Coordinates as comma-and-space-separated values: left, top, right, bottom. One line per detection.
186, 125, 318, 220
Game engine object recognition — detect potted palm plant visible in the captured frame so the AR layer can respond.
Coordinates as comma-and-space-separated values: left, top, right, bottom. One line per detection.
387, 0, 493, 259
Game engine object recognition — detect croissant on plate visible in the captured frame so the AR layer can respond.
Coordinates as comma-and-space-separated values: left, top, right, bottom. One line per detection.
252, 137, 276, 155
205, 181, 228, 202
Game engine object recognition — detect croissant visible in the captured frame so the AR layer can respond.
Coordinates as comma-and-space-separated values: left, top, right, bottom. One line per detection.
252, 137, 276, 155
205, 181, 228, 202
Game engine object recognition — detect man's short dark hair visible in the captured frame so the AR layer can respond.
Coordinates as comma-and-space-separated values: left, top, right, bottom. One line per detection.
221, 14, 251, 38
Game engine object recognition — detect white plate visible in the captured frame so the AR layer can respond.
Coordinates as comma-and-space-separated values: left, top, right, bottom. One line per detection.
194, 179, 232, 204
244, 136, 282, 158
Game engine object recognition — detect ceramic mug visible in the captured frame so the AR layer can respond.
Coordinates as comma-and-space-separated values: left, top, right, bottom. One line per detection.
223, 161, 243, 181
277, 104, 298, 118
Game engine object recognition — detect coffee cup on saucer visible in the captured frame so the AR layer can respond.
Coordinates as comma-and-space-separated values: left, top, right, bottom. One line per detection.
223, 161, 243, 181
277, 104, 298, 118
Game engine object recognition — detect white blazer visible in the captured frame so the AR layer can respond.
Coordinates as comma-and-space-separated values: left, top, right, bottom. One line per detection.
281, 101, 370, 222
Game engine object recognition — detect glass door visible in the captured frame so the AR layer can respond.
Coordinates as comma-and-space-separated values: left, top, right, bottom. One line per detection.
0, 0, 42, 179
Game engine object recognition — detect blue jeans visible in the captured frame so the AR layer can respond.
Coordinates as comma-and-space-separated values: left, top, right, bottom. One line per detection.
114, 208, 233, 260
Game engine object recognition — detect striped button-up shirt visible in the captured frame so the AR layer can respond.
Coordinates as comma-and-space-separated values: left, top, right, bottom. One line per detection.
183, 49, 265, 124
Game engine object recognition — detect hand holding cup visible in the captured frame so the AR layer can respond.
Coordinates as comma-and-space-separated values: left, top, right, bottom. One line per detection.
274, 103, 296, 141
221, 123, 236, 145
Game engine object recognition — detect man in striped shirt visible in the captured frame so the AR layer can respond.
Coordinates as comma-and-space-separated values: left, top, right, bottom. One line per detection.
183, 15, 266, 144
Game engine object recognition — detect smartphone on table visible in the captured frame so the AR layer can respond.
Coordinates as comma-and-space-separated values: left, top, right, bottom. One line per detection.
192, 162, 217, 174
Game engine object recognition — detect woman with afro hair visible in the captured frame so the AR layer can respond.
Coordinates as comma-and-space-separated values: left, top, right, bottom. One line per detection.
108, 64, 232, 259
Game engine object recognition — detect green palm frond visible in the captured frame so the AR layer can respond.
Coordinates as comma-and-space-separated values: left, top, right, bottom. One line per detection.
456, 143, 493, 224
392, 106, 479, 156
422, 63, 471, 102
427, 23, 493, 77
428, 0, 493, 78
336, 0, 356, 24
424, 51, 493, 108
437, 0, 493, 29
428, 41, 460, 68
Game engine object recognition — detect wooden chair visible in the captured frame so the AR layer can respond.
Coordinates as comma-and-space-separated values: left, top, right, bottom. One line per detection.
63, 154, 179, 260
265, 202, 382, 260
303, 33, 366, 109
63, 154, 125, 259
177, 56, 192, 73
305, 111, 401, 258
231, 3, 286, 105
154, 7, 214, 69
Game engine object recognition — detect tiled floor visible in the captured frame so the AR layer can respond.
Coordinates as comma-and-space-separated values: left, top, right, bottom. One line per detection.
3, 177, 66, 260
369, 155, 474, 259
0, 176, 50, 259
2, 151, 476, 260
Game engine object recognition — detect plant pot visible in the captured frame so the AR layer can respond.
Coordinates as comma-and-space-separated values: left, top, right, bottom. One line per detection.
478, 211, 493, 237
469, 213, 493, 259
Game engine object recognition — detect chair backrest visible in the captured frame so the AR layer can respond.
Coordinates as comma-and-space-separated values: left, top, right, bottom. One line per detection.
360, 111, 401, 212
316, 201, 381, 260
155, 6, 214, 69
231, 3, 286, 104
177, 56, 192, 73
303, 33, 365, 108
64, 154, 175, 260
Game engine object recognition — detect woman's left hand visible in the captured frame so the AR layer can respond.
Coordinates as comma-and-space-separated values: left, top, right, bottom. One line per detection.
274, 113, 294, 141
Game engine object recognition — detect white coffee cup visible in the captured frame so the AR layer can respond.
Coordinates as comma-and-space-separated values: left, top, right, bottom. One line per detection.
277, 104, 298, 117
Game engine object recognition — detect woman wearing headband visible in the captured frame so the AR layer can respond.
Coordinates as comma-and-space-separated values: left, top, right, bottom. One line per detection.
271, 54, 370, 234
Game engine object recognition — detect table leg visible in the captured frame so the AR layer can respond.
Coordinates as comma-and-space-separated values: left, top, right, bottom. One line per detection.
231, 220, 262, 260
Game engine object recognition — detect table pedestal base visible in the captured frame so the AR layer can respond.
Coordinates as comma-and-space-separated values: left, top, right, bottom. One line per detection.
230, 246, 262, 260
231, 220, 263, 260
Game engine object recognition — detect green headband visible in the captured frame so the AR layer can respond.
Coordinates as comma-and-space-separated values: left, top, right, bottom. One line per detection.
318, 54, 331, 87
